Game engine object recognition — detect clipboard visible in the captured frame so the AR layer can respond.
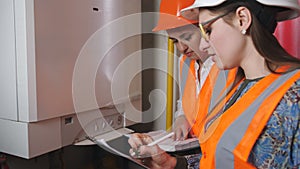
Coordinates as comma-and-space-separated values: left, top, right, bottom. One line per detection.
87, 135, 150, 169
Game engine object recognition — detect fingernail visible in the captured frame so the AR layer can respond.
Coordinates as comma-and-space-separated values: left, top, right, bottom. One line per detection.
133, 148, 140, 157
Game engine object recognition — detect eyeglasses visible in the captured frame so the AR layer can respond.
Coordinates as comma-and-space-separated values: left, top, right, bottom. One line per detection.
199, 11, 232, 41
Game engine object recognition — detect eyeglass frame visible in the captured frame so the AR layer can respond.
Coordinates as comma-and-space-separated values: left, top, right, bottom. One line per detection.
199, 11, 233, 41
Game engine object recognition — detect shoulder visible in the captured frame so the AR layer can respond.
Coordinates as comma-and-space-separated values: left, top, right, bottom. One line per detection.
283, 78, 300, 103
272, 78, 300, 121
263, 78, 300, 140
260, 78, 300, 141
249, 79, 300, 168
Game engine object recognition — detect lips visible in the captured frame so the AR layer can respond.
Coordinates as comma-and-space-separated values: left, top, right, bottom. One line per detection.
186, 52, 194, 57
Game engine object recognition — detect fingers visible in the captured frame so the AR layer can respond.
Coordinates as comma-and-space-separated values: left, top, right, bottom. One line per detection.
128, 133, 142, 149
128, 133, 153, 148
129, 146, 143, 157
128, 134, 177, 168
173, 116, 191, 140
174, 127, 182, 140
138, 144, 159, 157
181, 126, 189, 140
139, 145, 175, 168
128, 133, 154, 158
173, 117, 184, 140
174, 127, 185, 141
129, 140, 163, 159
175, 127, 189, 140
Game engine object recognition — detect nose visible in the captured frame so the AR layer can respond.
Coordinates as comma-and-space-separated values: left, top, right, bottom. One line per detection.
176, 41, 188, 54
199, 37, 210, 52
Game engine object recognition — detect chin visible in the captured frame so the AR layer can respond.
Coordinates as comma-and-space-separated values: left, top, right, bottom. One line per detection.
190, 56, 199, 60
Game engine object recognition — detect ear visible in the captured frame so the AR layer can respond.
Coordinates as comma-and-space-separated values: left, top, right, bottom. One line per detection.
235, 7, 252, 32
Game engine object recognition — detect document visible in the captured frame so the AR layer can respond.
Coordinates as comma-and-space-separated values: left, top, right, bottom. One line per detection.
89, 130, 199, 169
146, 130, 200, 152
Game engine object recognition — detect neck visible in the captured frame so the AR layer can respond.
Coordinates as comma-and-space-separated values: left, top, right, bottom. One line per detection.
240, 48, 270, 79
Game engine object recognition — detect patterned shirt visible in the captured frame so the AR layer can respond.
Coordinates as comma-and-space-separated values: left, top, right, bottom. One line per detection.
185, 78, 300, 169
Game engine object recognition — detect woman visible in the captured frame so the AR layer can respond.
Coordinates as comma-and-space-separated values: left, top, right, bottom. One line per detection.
184, 0, 300, 168
129, 0, 300, 168
151, 0, 214, 140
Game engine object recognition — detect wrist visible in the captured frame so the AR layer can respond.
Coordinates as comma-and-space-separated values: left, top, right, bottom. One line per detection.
173, 155, 188, 169
160, 154, 177, 169
169, 156, 177, 169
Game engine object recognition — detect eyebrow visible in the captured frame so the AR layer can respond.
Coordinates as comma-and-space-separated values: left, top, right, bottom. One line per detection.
200, 11, 232, 26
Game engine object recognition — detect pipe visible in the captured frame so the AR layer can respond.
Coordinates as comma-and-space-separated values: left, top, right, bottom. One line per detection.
166, 38, 174, 130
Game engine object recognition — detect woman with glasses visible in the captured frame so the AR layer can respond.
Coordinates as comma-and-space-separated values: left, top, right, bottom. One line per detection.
182, 0, 300, 168
128, 0, 300, 168
152, 0, 213, 141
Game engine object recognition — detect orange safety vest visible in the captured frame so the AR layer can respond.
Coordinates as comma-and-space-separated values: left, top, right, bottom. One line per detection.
195, 68, 300, 169
179, 56, 198, 125
179, 56, 237, 130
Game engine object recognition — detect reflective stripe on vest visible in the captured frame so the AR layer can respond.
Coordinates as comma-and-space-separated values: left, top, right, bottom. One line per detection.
209, 68, 230, 112
199, 69, 300, 169
191, 66, 237, 137
190, 64, 220, 136
179, 56, 192, 101
180, 56, 232, 126
180, 56, 197, 125
180, 56, 238, 135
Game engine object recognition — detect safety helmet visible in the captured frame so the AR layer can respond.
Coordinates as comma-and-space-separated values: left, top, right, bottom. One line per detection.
152, 0, 198, 32
181, 0, 300, 21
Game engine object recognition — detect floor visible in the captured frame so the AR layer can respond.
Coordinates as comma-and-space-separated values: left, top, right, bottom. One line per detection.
1, 145, 144, 169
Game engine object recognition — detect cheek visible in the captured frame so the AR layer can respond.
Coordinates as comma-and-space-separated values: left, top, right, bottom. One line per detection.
190, 36, 202, 55
174, 43, 184, 53
210, 27, 244, 67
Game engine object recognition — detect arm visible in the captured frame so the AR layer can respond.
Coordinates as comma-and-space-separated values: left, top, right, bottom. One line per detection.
173, 114, 191, 140
173, 99, 191, 140
248, 80, 300, 168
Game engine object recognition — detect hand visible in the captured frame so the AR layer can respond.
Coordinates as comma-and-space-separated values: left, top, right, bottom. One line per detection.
128, 133, 177, 169
172, 115, 191, 140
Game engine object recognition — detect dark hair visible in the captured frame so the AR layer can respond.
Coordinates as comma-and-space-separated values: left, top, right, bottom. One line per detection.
204, 0, 300, 86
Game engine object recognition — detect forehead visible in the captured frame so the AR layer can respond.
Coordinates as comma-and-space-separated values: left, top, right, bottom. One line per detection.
166, 24, 198, 34
198, 9, 216, 22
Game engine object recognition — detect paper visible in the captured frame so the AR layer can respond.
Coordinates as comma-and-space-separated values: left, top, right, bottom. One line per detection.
147, 130, 200, 152
88, 129, 199, 169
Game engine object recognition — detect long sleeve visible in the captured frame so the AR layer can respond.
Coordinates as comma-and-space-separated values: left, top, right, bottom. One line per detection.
248, 79, 300, 168
175, 153, 201, 169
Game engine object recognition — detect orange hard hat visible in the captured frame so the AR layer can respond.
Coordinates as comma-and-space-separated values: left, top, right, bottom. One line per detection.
152, 0, 198, 32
